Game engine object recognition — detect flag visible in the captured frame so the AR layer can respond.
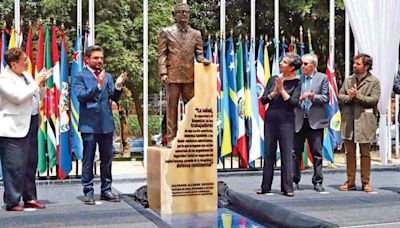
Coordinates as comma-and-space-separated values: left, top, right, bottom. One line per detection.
248, 41, 262, 163
51, 26, 61, 169
227, 37, 238, 148
220, 39, 232, 157
243, 40, 253, 166
236, 39, 248, 167
59, 32, 72, 179
36, 22, 47, 173
26, 24, 34, 77
280, 38, 287, 60
256, 40, 265, 157
70, 33, 83, 160
83, 30, 89, 67
271, 38, 280, 76
212, 38, 222, 159
323, 55, 343, 163
8, 28, 16, 49
46, 26, 57, 169
264, 40, 271, 85
1, 29, 7, 72
307, 28, 314, 54
293, 39, 302, 76
206, 36, 212, 62
17, 28, 23, 48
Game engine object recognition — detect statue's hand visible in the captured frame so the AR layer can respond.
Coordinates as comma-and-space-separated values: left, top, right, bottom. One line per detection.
161, 75, 169, 86
202, 59, 211, 66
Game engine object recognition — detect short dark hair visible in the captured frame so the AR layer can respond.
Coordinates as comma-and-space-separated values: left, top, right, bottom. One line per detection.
354, 53, 373, 71
285, 53, 302, 72
174, 3, 190, 13
85, 45, 104, 58
4, 47, 24, 67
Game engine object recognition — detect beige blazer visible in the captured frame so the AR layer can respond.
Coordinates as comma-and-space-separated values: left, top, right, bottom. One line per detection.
0, 68, 40, 138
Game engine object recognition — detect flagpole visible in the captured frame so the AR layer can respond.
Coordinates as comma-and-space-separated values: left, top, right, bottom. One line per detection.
14, 0, 20, 45
220, 0, 226, 39
143, 0, 149, 168
88, 0, 95, 46
274, 0, 279, 59
77, 0, 82, 35
345, 11, 350, 78
329, 0, 335, 70
250, 0, 255, 40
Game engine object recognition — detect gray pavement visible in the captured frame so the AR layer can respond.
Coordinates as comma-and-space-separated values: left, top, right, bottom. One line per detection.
0, 164, 399, 227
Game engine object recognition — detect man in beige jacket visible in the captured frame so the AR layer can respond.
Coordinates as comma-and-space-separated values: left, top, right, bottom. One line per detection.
338, 53, 381, 192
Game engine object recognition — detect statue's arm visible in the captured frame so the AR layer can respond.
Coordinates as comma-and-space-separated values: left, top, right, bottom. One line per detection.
158, 29, 168, 76
195, 31, 209, 64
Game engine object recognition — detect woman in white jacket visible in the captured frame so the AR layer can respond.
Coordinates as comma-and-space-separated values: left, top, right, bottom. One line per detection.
0, 47, 50, 211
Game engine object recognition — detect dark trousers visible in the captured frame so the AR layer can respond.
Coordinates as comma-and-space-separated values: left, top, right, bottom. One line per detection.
166, 83, 194, 143
0, 125, 30, 209
261, 117, 294, 193
81, 132, 113, 197
23, 114, 39, 201
293, 118, 324, 185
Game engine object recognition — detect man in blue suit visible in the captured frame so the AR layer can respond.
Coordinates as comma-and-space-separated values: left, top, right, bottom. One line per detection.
74, 45, 127, 205
292, 53, 329, 192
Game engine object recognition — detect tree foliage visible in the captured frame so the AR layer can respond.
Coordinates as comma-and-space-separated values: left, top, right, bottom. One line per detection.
1, 0, 350, 138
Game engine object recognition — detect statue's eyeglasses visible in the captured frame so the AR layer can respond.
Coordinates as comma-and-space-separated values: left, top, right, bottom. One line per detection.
175, 10, 190, 15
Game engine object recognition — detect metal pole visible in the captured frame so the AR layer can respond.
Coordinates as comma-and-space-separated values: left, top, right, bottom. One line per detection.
396, 96, 400, 158
88, 0, 95, 46
329, 0, 335, 69
250, 0, 255, 40
345, 11, 350, 78
274, 0, 279, 59
77, 0, 82, 35
143, 0, 149, 167
220, 0, 225, 38
14, 0, 20, 45
388, 104, 392, 162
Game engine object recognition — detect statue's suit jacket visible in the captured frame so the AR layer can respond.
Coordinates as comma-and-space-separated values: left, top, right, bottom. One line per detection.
73, 68, 122, 134
0, 68, 43, 138
158, 24, 206, 83
294, 72, 330, 133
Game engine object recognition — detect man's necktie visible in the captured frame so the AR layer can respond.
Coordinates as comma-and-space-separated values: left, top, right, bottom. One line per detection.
94, 70, 100, 80
303, 76, 312, 113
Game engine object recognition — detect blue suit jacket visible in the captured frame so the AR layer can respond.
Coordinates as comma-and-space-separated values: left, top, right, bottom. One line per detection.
73, 68, 122, 134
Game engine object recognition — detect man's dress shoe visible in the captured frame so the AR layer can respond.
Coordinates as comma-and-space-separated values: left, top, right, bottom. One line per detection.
84, 196, 96, 205
100, 192, 121, 202
24, 200, 46, 209
314, 184, 325, 192
6, 205, 24, 211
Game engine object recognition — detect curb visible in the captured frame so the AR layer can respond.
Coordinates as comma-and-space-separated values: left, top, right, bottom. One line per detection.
1, 165, 398, 187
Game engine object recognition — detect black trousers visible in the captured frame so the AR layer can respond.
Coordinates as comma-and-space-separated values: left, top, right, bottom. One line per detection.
261, 116, 294, 193
23, 114, 39, 201
0, 118, 33, 209
81, 132, 113, 197
293, 118, 324, 185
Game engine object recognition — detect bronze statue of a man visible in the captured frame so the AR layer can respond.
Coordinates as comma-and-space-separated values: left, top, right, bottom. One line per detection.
158, 3, 210, 147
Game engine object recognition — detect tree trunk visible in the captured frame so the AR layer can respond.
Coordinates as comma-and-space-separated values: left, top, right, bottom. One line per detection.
119, 104, 131, 158
132, 93, 144, 135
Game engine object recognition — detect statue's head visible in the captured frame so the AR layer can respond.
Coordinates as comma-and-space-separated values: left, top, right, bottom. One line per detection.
173, 3, 190, 25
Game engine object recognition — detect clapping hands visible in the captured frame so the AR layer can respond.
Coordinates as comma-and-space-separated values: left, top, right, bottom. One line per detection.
35, 68, 53, 87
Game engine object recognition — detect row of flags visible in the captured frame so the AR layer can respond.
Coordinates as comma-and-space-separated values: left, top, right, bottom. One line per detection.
206, 34, 342, 168
0, 23, 89, 179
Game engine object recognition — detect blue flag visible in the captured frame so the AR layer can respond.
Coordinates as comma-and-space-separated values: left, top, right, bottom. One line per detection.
206, 36, 212, 62
220, 39, 232, 157
70, 34, 83, 160
59, 33, 72, 178
227, 37, 238, 147
248, 41, 262, 163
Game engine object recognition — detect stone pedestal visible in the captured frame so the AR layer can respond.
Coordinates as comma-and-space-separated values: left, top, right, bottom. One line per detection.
147, 63, 218, 214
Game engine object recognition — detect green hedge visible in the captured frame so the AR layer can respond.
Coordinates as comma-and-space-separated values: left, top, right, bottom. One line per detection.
113, 112, 162, 137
